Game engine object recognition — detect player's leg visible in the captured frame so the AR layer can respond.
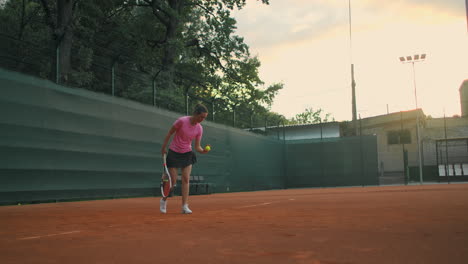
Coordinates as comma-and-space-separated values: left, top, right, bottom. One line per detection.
168, 167, 178, 190
181, 165, 192, 214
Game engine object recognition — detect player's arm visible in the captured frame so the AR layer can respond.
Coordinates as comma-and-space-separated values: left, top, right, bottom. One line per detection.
161, 126, 177, 155
194, 138, 209, 154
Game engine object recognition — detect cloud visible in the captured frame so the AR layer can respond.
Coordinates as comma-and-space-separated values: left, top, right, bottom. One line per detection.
359, 0, 466, 19
234, 0, 466, 46
233, 1, 348, 50
232, 0, 468, 120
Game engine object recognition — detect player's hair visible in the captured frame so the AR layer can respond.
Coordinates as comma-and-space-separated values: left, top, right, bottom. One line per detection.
193, 104, 208, 115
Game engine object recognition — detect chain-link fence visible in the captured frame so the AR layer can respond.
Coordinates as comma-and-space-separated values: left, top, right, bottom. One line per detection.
0, 30, 276, 131
436, 138, 468, 179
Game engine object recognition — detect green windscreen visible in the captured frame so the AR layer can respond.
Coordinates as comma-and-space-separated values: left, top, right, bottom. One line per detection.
285, 137, 379, 188
0, 69, 377, 205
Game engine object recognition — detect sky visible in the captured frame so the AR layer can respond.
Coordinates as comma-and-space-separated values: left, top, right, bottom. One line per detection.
232, 0, 468, 121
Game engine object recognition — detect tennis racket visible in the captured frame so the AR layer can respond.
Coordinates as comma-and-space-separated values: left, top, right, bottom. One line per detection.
160, 153, 172, 198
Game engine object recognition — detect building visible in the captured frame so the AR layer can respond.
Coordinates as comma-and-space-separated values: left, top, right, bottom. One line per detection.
257, 109, 468, 185
422, 116, 468, 180
250, 78, 468, 185
460, 79, 468, 117
354, 110, 468, 184
354, 109, 423, 184
253, 122, 340, 141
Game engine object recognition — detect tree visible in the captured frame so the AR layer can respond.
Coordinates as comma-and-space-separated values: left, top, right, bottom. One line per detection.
0, 0, 48, 76
39, 0, 77, 83
0, 0, 285, 130
289, 107, 335, 125
134, 0, 269, 89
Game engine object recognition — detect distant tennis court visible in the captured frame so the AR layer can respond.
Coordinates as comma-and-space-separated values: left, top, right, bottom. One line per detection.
1, 184, 468, 264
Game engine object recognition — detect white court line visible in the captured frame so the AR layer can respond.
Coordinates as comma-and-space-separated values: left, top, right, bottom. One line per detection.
18, 230, 81, 240
237, 202, 273, 208
219, 198, 297, 211
17, 200, 296, 237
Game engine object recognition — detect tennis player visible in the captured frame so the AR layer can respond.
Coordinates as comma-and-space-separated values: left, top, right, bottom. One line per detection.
160, 104, 210, 214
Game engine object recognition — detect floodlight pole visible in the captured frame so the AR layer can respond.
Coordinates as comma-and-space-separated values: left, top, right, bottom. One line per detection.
412, 60, 424, 185
399, 54, 426, 184
349, 0, 358, 135
411, 61, 418, 108
466, 0, 468, 32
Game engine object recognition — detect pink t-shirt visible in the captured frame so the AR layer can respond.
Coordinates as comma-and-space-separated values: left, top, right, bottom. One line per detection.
169, 116, 203, 153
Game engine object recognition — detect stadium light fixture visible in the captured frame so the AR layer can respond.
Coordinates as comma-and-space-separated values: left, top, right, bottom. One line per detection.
399, 54, 427, 108
398, 53, 427, 185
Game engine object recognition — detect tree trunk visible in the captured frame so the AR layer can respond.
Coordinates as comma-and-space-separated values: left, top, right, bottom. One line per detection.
157, 0, 184, 89
55, 0, 74, 83
161, 18, 178, 85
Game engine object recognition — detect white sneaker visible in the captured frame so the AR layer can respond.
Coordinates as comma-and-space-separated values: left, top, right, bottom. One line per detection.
160, 199, 167, 214
181, 204, 192, 214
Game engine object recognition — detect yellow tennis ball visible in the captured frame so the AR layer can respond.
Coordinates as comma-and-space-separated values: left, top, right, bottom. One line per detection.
204, 145, 211, 151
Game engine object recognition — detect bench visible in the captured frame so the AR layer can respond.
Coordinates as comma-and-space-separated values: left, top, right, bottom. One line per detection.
173, 175, 214, 195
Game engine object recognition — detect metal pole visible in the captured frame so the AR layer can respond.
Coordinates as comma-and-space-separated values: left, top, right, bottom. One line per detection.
212, 101, 215, 122
435, 140, 440, 182
185, 93, 189, 115
320, 121, 324, 187
283, 121, 286, 141
320, 121, 323, 139
282, 121, 287, 189
400, 111, 407, 185
466, 0, 468, 32
55, 45, 60, 84
349, 0, 357, 136
412, 62, 418, 108
277, 121, 280, 140
444, 112, 450, 184
233, 108, 236, 127
359, 114, 364, 186
111, 63, 115, 96
250, 114, 253, 131
152, 79, 156, 107
412, 61, 423, 184
416, 113, 423, 184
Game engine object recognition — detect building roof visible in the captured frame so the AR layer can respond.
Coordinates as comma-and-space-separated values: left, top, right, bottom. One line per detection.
459, 79, 468, 91
358, 109, 425, 128
250, 121, 340, 131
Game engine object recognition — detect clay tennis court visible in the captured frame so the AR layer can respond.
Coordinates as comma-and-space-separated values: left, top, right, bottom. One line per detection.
1, 183, 468, 264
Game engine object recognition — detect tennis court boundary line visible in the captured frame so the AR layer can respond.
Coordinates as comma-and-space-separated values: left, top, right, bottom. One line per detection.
17, 230, 82, 240
236, 199, 295, 209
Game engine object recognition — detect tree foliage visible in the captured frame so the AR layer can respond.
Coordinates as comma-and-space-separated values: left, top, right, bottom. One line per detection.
0, 0, 287, 130
288, 107, 335, 125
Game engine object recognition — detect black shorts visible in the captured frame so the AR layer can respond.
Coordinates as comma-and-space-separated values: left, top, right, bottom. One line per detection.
166, 149, 197, 168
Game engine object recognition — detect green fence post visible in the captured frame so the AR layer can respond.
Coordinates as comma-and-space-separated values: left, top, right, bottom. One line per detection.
359, 115, 364, 187
185, 93, 189, 115
233, 108, 236, 127
152, 78, 156, 106
212, 100, 215, 122
320, 121, 324, 187
55, 45, 60, 84
404, 149, 409, 184
111, 62, 115, 96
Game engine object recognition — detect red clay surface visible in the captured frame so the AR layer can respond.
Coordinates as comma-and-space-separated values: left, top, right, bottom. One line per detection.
1, 184, 468, 264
